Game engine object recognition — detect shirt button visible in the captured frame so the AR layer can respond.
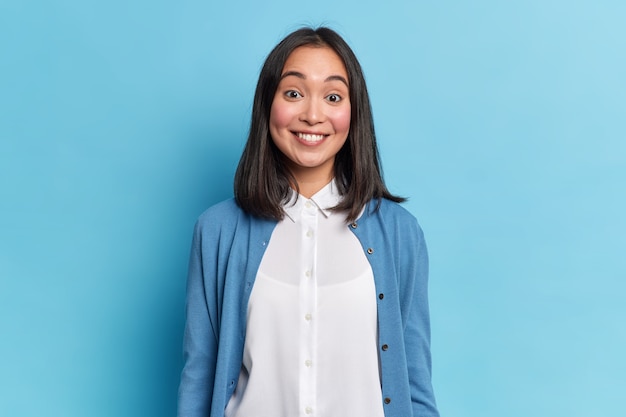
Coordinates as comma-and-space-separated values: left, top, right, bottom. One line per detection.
305, 201, 313, 209
304, 313, 312, 321
305, 406, 313, 414
384, 397, 391, 404
306, 230, 313, 238
305, 359, 312, 367
305, 270, 312, 278
382, 344, 389, 351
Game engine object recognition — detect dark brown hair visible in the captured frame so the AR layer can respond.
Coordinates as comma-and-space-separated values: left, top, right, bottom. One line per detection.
234, 26, 404, 222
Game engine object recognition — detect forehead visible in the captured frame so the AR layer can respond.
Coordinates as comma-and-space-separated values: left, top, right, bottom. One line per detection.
281, 45, 348, 79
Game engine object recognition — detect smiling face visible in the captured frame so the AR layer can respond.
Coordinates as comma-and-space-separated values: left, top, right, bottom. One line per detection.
269, 45, 351, 191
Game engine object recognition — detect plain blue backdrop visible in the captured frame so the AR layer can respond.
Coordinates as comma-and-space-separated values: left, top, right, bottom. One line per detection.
1, 1, 625, 416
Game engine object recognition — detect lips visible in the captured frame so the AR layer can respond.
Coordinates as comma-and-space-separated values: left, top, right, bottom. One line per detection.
295, 132, 327, 143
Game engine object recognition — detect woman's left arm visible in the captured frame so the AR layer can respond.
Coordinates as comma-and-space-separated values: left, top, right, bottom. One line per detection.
402, 221, 440, 417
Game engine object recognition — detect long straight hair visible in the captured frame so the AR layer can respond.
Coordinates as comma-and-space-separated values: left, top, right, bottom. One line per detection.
234, 27, 404, 222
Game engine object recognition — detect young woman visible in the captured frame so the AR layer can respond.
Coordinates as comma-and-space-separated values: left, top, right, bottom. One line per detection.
178, 27, 439, 417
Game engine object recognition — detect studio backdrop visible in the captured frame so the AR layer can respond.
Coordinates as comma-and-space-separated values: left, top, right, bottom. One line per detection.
1, 1, 625, 416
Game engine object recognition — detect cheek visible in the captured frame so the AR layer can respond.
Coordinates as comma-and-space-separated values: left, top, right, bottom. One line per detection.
331, 106, 351, 134
269, 99, 293, 132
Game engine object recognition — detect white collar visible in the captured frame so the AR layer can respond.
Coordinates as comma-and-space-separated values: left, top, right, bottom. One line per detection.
283, 179, 342, 223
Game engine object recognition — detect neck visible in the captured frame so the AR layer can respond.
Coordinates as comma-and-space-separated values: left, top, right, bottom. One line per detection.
289, 169, 333, 198
293, 178, 332, 198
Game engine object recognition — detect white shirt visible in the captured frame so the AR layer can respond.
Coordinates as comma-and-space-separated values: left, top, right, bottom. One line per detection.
224, 181, 384, 417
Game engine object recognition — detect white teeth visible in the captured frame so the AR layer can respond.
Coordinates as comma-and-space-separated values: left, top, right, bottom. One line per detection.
297, 132, 325, 142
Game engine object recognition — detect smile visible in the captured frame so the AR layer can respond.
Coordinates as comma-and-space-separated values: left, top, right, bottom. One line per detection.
296, 132, 326, 143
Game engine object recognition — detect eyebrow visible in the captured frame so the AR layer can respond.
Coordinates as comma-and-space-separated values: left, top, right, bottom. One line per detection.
280, 71, 349, 87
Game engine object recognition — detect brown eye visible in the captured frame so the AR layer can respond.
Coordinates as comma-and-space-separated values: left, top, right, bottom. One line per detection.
285, 90, 302, 99
326, 93, 342, 103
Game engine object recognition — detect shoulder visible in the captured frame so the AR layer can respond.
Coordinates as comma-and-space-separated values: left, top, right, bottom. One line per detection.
197, 198, 242, 223
365, 198, 421, 230
359, 198, 426, 247
192, 198, 247, 237
376, 198, 417, 221
193, 198, 277, 239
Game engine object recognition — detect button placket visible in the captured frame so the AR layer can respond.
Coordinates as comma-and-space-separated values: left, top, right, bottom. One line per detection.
299, 199, 318, 416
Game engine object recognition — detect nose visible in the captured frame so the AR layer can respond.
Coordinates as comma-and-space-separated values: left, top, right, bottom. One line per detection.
299, 98, 324, 125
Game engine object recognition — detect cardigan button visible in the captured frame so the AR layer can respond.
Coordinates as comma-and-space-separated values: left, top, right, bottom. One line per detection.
350, 222, 358, 229
367, 247, 374, 254
384, 397, 391, 404
382, 344, 388, 351
378, 293, 384, 300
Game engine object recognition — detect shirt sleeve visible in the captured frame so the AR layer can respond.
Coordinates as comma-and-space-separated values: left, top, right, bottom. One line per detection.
178, 220, 218, 417
402, 221, 440, 417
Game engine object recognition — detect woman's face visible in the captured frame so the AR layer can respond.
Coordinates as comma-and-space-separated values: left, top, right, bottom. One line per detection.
269, 45, 351, 185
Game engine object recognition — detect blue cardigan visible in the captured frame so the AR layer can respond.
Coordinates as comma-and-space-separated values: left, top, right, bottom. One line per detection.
178, 198, 439, 417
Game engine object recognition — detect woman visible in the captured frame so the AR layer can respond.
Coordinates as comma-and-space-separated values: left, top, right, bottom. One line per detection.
178, 27, 439, 417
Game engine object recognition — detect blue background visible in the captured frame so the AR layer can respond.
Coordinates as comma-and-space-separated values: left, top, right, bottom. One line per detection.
1, 1, 625, 416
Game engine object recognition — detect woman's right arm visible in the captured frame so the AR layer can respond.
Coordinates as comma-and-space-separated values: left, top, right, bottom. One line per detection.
178, 221, 218, 417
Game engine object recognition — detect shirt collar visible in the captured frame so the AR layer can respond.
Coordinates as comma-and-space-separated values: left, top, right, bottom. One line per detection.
283, 179, 342, 223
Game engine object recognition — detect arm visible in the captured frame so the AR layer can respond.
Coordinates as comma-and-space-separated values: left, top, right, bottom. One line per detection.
402, 221, 440, 417
178, 221, 218, 417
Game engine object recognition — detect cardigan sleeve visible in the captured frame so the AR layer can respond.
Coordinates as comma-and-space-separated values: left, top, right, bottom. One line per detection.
403, 221, 440, 417
178, 220, 218, 417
